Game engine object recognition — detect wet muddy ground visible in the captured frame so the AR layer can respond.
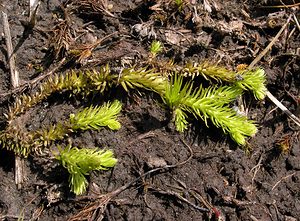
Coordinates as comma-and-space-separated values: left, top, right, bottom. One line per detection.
0, 0, 299, 220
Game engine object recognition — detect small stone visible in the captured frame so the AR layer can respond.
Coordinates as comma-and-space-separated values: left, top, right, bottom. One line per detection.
147, 156, 167, 169
286, 156, 300, 170
285, 215, 297, 221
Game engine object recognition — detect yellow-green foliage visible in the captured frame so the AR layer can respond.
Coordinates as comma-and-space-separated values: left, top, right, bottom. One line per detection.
0, 125, 33, 156
150, 40, 163, 56
70, 100, 122, 131
1, 62, 266, 156
162, 74, 259, 145
6, 66, 167, 123
1, 100, 122, 156
6, 70, 87, 123
55, 146, 117, 195
118, 67, 167, 94
0, 60, 267, 194
180, 62, 239, 82
34, 123, 70, 147
235, 68, 267, 100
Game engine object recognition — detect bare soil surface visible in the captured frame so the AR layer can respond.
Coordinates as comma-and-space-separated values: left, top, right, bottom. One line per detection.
0, 0, 299, 220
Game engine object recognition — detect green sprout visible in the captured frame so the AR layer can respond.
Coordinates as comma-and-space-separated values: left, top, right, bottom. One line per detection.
55, 146, 117, 195
174, 108, 188, 132
150, 40, 163, 57
175, 0, 183, 11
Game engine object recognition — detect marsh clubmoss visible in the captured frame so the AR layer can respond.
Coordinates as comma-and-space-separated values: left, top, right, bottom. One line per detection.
0, 59, 267, 194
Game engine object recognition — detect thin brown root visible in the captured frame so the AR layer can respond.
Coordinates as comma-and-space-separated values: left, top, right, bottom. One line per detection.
271, 172, 296, 191
250, 154, 263, 185
148, 186, 210, 213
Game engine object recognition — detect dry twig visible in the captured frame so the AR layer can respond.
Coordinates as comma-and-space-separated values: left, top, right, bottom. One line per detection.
293, 14, 300, 32
70, 0, 117, 18
248, 15, 292, 69
2, 11, 18, 87
266, 91, 300, 127
2, 11, 24, 189
259, 3, 300, 8
248, 14, 300, 128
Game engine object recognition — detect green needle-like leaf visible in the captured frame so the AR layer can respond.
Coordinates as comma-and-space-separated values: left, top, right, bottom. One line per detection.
187, 102, 257, 145
163, 74, 242, 109
33, 123, 71, 147
70, 100, 122, 131
162, 74, 193, 109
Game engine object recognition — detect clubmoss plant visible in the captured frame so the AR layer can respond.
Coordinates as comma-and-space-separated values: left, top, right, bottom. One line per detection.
5, 66, 167, 123
0, 58, 266, 194
1, 62, 266, 152
1, 100, 122, 156
118, 67, 167, 94
6, 70, 88, 123
1, 100, 121, 195
34, 123, 70, 148
162, 74, 259, 145
0, 125, 34, 156
55, 146, 117, 195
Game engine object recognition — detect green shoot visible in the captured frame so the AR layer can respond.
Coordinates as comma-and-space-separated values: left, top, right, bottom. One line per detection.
175, 0, 183, 11
181, 62, 239, 82
162, 74, 193, 109
235, 68, 267, 100
162, 75, 257, 145
30, 100, 122, 149
119, 68, 167, 94
35, 123, 71, 147
150, 40, 163, 57
70, 100, 122, 131
174, 108, 188, 132
55, 146, 117, 195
